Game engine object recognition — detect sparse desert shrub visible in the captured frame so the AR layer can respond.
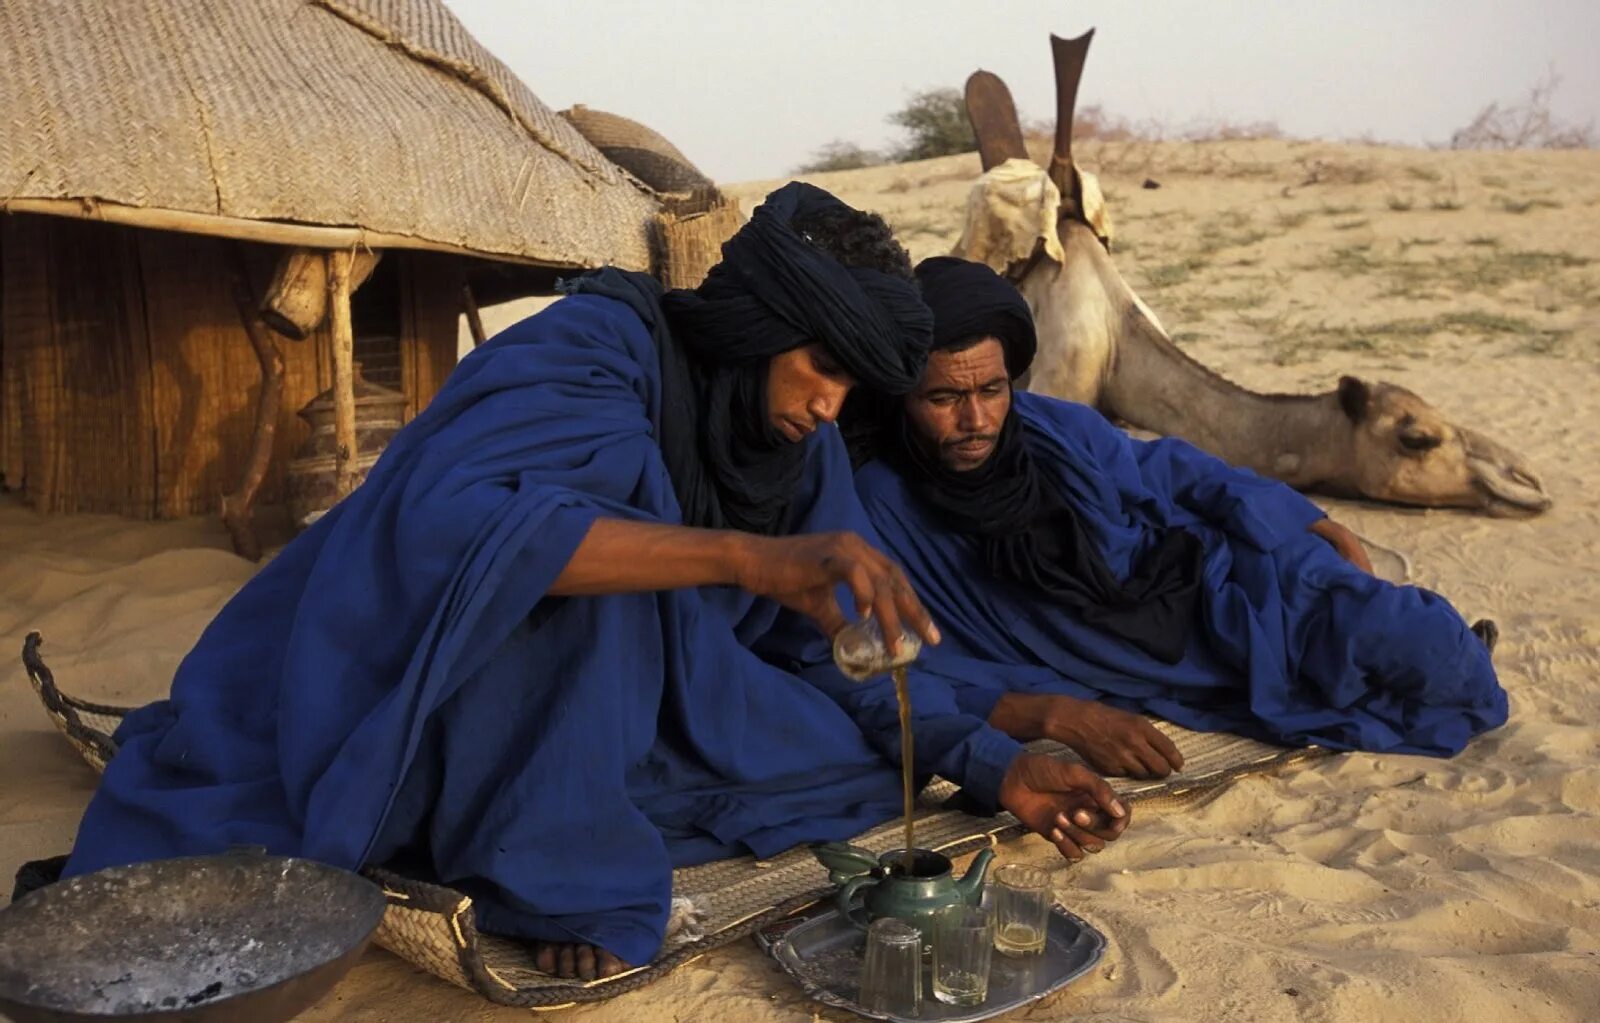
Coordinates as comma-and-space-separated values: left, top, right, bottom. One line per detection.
1296, 157, 1377, 186
887, 88, 976, 162
1027, 105, 1162, 145
794, 140, 884, 174
1450, 68, 1597, 150
1495, 196, 1563, 215
1178, 119, 1283, 143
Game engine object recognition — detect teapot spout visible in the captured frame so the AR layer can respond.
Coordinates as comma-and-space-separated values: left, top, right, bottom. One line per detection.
811, 841, 883, 885
954, 847, 996, 904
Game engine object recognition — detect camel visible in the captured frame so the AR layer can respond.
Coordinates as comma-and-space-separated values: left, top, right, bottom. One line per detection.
953, 31, 1551, 517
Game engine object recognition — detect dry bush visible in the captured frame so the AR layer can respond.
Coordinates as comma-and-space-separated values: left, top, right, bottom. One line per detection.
794, 140, 884, 174
1450, 69, 1597, 150
887, 88, 977, 162
880, 167, 974, 195
1030, 108, 1281, 145
1076, 105, 1165, 143
1294, 156, 1378, 186
1177, 119, 1283, 143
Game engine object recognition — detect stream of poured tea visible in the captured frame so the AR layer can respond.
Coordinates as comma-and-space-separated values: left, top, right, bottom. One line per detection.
892, 665, 914, 874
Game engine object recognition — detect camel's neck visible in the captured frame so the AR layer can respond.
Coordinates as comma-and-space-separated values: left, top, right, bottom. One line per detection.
1100, 309, 1353, 488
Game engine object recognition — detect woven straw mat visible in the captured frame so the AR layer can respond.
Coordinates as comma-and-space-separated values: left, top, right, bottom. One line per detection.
20, 632, 1330, 1008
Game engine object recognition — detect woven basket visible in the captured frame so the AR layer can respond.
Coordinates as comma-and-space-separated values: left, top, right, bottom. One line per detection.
651, 191, 746, 290
19, 632, 1330, 1007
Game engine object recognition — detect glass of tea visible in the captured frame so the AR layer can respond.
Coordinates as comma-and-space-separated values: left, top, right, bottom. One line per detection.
833, 616, 922, 681
992, 863, 1052, 956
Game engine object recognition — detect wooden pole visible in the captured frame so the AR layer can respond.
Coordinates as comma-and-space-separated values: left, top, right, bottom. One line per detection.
327, 250, 358, 498
261, 247, 382, 341
462, 282, 487, 347
220, 276, 285, 561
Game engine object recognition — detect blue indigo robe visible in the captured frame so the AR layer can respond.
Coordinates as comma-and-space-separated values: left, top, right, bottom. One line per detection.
854, 392, 1507, 757
63, 292, 1019, 965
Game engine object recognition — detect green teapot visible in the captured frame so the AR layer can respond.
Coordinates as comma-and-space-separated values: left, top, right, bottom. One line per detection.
812, 843, 994, 952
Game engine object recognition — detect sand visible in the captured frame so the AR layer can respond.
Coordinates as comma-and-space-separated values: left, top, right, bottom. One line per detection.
4, 139, 1599, 1021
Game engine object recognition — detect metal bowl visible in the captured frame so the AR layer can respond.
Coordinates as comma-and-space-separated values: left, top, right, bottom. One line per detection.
0, 852, 387, 1023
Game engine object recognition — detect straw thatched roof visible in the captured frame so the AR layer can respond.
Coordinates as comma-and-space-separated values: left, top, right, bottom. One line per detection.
0, 0, 658, 270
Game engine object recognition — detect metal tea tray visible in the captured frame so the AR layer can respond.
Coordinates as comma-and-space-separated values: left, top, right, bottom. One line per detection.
757, 904, 1106, 1022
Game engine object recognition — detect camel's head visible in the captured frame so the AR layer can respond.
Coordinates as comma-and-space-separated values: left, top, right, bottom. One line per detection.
1335, 376, 1551, 517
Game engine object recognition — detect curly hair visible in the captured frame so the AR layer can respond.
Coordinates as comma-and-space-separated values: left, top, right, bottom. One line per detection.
790, 203, 914, 281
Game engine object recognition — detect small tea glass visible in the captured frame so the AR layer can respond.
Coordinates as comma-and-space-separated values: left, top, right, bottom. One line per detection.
932, 904, 994, 1006
859, 917, 922, 1016
992, 863, 1052, 956
833, 616, 923, 681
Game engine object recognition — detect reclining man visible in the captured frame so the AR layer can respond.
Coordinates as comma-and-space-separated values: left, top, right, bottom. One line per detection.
61, 188, 1126, 982
848, 256, 1507, 781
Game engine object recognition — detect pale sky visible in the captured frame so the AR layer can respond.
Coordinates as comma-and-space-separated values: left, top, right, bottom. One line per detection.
443, 1, 1599, 184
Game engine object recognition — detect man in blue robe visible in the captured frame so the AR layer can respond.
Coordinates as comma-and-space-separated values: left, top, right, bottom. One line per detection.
849, 257, 1507, 782
60, 188, 1127, 980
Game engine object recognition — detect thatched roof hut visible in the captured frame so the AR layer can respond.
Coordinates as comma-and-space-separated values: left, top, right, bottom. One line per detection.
1, 0, 657, 267
0, 0, 661, 539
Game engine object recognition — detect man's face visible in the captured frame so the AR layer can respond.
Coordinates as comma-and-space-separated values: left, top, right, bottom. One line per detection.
904, 338, 1010, 472
765, 343, 856, 443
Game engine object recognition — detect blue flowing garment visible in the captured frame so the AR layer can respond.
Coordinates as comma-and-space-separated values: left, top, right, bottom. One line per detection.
63, 291, 1019, 965
855, 392, 1507, 757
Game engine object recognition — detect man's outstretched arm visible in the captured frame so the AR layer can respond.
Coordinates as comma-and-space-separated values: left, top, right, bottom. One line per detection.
549, 519, 940, 650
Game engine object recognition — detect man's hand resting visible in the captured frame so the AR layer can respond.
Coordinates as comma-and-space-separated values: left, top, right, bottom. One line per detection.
731, 530, 940, 654
990, 693, 1183, 779
998, 753, 1129, 862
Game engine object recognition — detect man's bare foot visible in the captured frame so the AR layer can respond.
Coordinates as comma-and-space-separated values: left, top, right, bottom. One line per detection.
990, 692, 1184, 779
1470, 618, 1499, 657
532, 941, 631, 981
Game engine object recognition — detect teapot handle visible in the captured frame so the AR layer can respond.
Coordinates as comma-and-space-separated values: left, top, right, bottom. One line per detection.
836, 874, 877, 931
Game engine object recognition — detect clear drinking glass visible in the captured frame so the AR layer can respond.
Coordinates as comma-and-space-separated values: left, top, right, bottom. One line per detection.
992, 863, 1052, 956
833, 616, 923, 681
859, 917, 922, 1016
932, 904, 994, 1007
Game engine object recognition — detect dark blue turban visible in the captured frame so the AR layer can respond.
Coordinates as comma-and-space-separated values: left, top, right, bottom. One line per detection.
570, 182, 932, 535
666, 182, 932, 391
912, 256, 1037, 379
